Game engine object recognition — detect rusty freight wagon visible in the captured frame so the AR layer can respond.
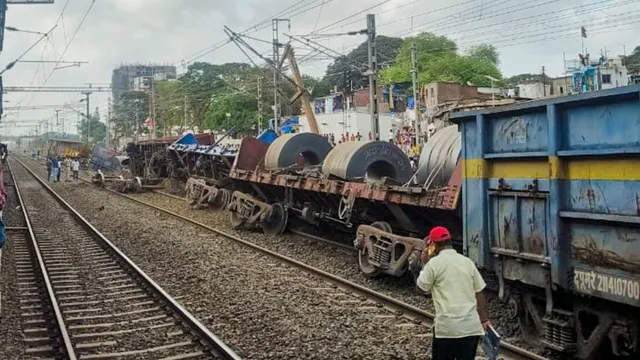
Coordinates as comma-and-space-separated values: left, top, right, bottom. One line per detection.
224, 132, 462, 278
452, 85, 640, 359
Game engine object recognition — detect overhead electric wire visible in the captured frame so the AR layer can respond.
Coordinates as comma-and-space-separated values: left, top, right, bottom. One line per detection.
0, 25, 56, 76
39, 0, 97, 87
179, 0, 333, 65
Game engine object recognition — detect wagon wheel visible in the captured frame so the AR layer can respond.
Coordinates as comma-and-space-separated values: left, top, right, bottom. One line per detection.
210, 189, 230, 211
229, 211, 245, 229
358, 221, 391, 278
262, 203, 288, 236
93, 172, 105, 187
518, 294, 545, 348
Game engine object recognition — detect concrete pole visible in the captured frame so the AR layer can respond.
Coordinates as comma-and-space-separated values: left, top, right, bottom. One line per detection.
257, 76, 263, 133
272, 19, 281, 133
410, 41, 421, 146
367, 14, 379, 141
82, 91, 91, 143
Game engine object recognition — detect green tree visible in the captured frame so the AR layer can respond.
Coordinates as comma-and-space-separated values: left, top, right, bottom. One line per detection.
380, 32, 502, 87
155, 79, 185, 135
181, 62, 252, 129
467, 44, 499, 65
112, 91, 149, 142
625, 46, 640, 75
323, 35, 403, 93
206, 93, 260, 134
79, 106, 107, 145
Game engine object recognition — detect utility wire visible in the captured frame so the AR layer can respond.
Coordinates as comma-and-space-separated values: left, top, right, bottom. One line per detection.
0, 25, 56, 75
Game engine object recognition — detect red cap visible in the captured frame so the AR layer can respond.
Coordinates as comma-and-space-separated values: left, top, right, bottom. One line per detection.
427, 226, 451, 244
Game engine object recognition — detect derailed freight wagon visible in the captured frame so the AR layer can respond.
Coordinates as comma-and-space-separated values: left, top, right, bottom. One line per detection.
225, 131, 462, 277
126, 133, 215, 179
452, 85, 640, 359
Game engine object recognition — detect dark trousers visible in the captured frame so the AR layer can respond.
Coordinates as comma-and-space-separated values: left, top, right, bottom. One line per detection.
432, 335, 480, 360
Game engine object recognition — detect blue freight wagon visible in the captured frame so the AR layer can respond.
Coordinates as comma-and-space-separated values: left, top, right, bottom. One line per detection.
452, 85, 640, 359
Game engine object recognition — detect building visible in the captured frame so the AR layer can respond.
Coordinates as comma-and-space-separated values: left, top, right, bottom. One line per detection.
111, 63, 177, 101
598, 56, 629, 89
421, 82, 491, 114
551, 76, 572, 96
297, 110, 394, 142
564, 55, 629, 94
516, 81, 552, 99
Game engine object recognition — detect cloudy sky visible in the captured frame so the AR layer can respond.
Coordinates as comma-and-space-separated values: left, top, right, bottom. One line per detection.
1, 0, 639, 137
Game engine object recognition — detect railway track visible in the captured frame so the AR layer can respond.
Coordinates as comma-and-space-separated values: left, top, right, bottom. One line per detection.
8, 157, 241, 360
52, 169, 550, 360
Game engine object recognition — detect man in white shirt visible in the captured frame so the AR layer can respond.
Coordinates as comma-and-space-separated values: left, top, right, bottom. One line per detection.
416, 226, 490, 360
71, 158, 80, 182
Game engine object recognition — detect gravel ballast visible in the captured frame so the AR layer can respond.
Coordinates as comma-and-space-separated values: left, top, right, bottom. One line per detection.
131, 192, 528, 349
0, 165, 29, 360
19, 159, 435, 359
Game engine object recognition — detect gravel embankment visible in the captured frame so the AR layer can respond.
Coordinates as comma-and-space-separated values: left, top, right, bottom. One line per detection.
130, 192, 528, 347
19, 158, 434, 359
0, 167, 27, 360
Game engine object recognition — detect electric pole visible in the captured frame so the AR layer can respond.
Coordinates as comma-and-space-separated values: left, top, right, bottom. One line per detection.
107, 93, 111, 149
82, 91, 91, 143
182, 60, 188, 131
257, 76, 263, 133
272, 18, 290, 134
411, 41, 421, 146
149, 70, 156, 139
542, 66, 547, 97
55, 109, 60, 131
366, 14, 379, 141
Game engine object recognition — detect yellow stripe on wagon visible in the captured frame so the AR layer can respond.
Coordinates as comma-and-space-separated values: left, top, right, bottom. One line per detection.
462, 157, 640, 181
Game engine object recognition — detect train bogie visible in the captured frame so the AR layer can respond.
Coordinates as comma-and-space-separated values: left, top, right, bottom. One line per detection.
452, 85, 640, 358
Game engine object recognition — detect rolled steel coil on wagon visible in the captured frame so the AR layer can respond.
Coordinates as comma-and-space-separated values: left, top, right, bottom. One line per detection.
322, 141, 413, 183
415, 125, 461, 187
264, 133, 332, 170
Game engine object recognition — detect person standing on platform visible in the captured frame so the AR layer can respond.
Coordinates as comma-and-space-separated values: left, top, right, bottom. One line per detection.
416, 226, 490, 360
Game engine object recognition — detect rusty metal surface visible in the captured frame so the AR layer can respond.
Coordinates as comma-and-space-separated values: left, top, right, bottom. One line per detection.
229, 164, 462, 211
228, 191, 272, 225
232, 137, 271, 171
355, 224, 425, 277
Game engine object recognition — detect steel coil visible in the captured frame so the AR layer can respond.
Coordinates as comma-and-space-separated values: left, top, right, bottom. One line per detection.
415, 125, 461, 187
264, 133, 332, 170
322, 141, 412, 183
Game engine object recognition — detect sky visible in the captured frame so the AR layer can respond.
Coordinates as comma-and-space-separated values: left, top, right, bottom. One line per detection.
1, 0, 639, 137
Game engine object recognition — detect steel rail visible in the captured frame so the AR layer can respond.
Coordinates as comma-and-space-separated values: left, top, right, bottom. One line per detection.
154, 190, 356, 252
70, 172, 549, 360
7, 159, 78, 359
13, 157, 242, 360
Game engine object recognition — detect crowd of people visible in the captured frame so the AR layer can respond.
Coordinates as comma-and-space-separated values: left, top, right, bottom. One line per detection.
45, 155, 80, 183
